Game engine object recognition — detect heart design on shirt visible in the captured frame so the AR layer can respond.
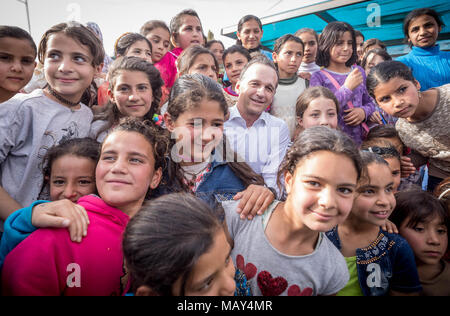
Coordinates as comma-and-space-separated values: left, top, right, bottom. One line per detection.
287, 285, 313, 296
257, 271, 288, 296
236, 254, 257, 280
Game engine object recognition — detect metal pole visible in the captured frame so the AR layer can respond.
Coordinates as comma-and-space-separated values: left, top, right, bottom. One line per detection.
16, 0, 31, 34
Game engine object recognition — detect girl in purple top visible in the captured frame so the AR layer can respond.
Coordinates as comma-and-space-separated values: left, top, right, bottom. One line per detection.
311, 22, 376, 145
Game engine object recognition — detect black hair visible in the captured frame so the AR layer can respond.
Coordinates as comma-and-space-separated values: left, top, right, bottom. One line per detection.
277, 126, 362, 190
222, 45, 251, 64
38, 22, 105, 67
354, 30, 364, 41
360, 48, 392, 71
236, 15, 263, 46
114, 32, 153, 58
390, 190, 449, 250
166, 74, 265, 192
366, 60, 416, 99
273, 34, 304, 54
122, 193, 223, 295
0, 25, 37, 56
239, 54, 279, 81
93, 56, 164, 138
170, 9, 202, 48
177, 45, 219, 77
205, 40, 224, 50
316, 21, 358, 68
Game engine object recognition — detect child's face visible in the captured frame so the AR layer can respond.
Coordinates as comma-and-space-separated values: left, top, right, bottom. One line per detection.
407, 14, 441, 48
298, 32, 318, 64
44, 33, 102, 104
236, 64, 277, 117
284, 151, 358, 232
237, 19, 263, 50
209, 42, 224, 66
189, 53, 218, 81
224, 52, 248, 87
352, 163, 396, 226
96, 131, 162, 216
174, 15, 203, 49
125, 40, 152, 64
364, 53, 385, 75
356, 35, 364, 60
373, 77, 420, 119
172, 228, 236, 296
399, 215, 448, 266
108, 70, 153, 119
165, 99, 225, 165
145, 27, 170, 63
0, 37, 36, 100
384, 157, 401, 193
49, 154, 96, 203
273, 40, 303, 78
329, 31, 353, 66
298, 97, 338, 130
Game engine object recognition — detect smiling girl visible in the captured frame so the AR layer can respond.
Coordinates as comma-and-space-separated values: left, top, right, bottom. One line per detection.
326, 151, 422, 296
1, 118, 169, 296
397, 8, 450, 91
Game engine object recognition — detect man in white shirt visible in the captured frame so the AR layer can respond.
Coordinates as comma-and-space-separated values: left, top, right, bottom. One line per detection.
224, 56, 290, 196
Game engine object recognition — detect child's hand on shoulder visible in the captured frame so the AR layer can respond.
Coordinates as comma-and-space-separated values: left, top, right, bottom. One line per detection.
233, 185, 275, 220
32, 199, 90, 243
344, 68, 363, 91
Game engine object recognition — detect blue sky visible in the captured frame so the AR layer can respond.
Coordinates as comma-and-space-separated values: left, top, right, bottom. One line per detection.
2, 0, 293, 56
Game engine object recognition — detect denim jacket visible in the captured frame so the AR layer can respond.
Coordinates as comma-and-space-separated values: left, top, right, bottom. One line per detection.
326, 227, 422, 296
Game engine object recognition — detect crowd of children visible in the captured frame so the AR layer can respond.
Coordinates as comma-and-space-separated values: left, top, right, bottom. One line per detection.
0, 6, 449, 296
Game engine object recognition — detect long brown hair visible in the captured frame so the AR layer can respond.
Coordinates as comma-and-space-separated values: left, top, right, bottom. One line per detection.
93, 56, 163, 138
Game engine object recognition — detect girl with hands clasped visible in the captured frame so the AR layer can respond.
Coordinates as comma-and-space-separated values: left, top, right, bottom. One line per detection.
311, 22, 376, 145
326, 151, 422, 296
1, 118, 168, 295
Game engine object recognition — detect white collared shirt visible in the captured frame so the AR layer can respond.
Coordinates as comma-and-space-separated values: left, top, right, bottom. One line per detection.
224, 105, 290, 192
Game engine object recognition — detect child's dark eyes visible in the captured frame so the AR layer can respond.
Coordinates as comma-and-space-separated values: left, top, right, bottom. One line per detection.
413, 227, 424, 233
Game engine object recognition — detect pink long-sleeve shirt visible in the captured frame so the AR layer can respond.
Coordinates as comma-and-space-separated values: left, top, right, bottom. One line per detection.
1, 195, 130, 296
